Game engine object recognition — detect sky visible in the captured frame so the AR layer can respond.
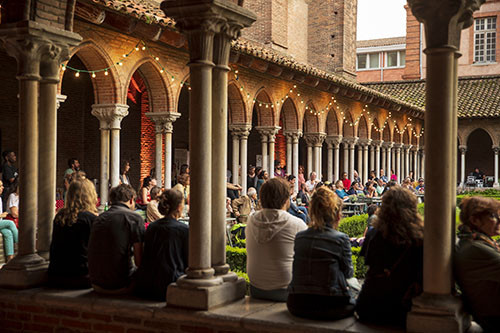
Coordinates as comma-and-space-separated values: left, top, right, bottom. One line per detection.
357, 0, 407, 41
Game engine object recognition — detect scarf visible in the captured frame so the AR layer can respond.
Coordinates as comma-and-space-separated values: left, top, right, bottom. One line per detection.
458, 224, 500, 252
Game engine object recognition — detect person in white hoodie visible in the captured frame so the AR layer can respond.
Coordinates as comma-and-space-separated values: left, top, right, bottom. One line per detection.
246, 177, 307, 301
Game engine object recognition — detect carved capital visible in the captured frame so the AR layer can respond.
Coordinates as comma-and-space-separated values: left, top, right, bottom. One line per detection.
304, 132, 326, 147
256, 126, 280, 142
229, 123, 252, 139
408, 0, 485, 48
91, 104, 129, 130
403, 144, 413, 151
56, 94, 67, 110
325, 135, 343, 148
459, 145, 467, 154
493, 146, 500, 154
343, 137, 359, 148
382, 142, 394, 149
284, 130, 303, 144
358, 139, 372, 147
371, 140, 383, 147
393, 143, 403, 151
147, 112, 181, 134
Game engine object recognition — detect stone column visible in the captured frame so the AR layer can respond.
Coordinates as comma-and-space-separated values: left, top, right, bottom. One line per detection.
369, 144, 375, 173
394, 143, 402, 183
0, 23, 81, 287
421, 148, 425, 179
285, 132, 293, 175
459, 145, 467, 187
412, 147, 418, 179
357, 144, 363, 182
163, 114, 180, 189
305, 133, 325, 177
343, 137, 358, 181
92, 107, 110, 209
385, 143, 393, 176
305, 135, 314, 176
494, 146, 499, 188
257, 128, 269, 174
154, 125, 163, 187
373, 140, 382, 176
406, 1, 482, 330
381, 145, 387, 175
359, 139, 371, 183
268, 126, 280, 178
404, 144, 412, 179
291, 132, 302, 193
229, 126, 241, 184
330, 136, 342, 181
326, 140, 334, 182
239, 127, 251, 194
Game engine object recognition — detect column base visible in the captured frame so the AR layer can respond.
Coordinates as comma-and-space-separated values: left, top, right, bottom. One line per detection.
493, 182, 499, 189
407, 293, 471, 333
0, 253, 48, 289
166, 277, 246, 310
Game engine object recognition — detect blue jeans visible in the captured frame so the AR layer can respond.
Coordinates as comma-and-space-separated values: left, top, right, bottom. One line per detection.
0, 219, 18, 256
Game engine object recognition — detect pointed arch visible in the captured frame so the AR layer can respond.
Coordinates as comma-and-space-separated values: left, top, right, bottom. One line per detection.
280, 98, 299, 130
393, 125, 402, 143
371, 118, 381, 140
357, 116, 368, 139
326, 110, 340, 135
403, 129, 410, 145
303, 102, 319, 133
382, 123, 391, 142
342, 111, 355, 137
252, 89, 274, 126
228, 82, 247, 124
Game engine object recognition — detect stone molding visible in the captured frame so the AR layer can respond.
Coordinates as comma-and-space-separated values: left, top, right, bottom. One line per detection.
229, 123, 252, 139
56, 94, 67, 110
256, 126, 280, 142
393, 143, 403, 150
343, 137, 358, 147
146, 112, 181, 134
381, 142, 394, 149
493, 146, 500, 154
403, 144, 413, 151
371, 140, 383, 147
458, 145, 467, 154
91, 104, 130, 130
303, 132, 326, 147
325, 135, 343, 148
283, 130, 303, 144
357, 138, 372, 147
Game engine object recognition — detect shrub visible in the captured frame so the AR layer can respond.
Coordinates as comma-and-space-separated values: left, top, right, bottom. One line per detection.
351, 246, 367, 279
226, 245, 247, 273
338, 214, 368, 238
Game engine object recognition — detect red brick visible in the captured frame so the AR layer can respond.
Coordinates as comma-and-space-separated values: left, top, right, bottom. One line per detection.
5, 310, 32, 321
82, 312, 112, 322
61, 319, 91, 329
47, 308, 80, 318
179, 326, 214, 333
92, 323, 125, 333
127, 329, 155, 333
17, 304, 45, 313
34, 315, 61, 325
143, 320, 177, 330
2, 320, 23, 330
113, 315, 142, 325
23, 322, 54, 333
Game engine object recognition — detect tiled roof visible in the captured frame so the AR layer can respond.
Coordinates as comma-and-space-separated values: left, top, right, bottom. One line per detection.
91, 0, 175, 27
357, 37, 406, 48
364, 76, 500, 118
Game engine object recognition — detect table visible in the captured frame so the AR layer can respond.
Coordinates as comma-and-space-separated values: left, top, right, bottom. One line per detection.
342, 202, 367, 216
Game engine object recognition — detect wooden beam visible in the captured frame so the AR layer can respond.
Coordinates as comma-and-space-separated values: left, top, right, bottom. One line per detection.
159, 29, 186, 48
75, 1, 106, 25
104, 11, 137, 34
266, 64, 283, 77
134, 21, 162, 41
249, 59, 269, 72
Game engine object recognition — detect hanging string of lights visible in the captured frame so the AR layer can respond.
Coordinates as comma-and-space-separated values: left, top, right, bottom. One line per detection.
61, 39, 424, 138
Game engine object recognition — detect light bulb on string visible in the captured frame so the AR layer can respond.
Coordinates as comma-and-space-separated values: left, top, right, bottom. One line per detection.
75, 71, 80, 78
92, 72, 96, 78
104, 70, 109, 76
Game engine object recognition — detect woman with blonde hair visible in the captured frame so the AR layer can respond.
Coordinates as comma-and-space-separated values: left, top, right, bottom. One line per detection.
48, 178, 98, 288
355, 186, 423, 327
287, 186, 355, 319
455, 196, 500, 332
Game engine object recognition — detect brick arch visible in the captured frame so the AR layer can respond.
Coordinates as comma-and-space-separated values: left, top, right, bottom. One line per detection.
125, 58, 173, 113
252, 89, 274, 126
303, 102, 319, 133
393, 125, 402, 143
463, 126, 498, 147
383, 124, 391, 142
357, 116, 368, 139
228, 82, 247, 124
326, 110, 340, 135
410, 129, 418, 145
280, 98, 299, 130
342, 111, 355, 137
371, 118, 381, 140
64, 41, 120, 104
403, 129, 410, 144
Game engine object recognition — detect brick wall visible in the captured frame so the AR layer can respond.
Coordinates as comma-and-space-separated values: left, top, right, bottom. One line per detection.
35, 0, 67, 29
356, 68, 405, 83
0, 49, 20, 158
242, 0, 272, 45
287, 0, 308, 63
403, 5, 421, 80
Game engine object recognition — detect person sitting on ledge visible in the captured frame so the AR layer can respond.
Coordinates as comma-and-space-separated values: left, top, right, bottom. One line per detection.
146, 186, 163, 226
135, 189, 188, 301
355, 186, 423, 327
287, 187, 355, 320
246, 177, 307, 302
231, 187, 259, 224
88, 184, 144, 294
48, 179, 98, 289
455, 196, 500, 332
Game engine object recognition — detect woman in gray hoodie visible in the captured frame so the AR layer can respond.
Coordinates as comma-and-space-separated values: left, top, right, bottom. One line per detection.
246, 178, 307, 302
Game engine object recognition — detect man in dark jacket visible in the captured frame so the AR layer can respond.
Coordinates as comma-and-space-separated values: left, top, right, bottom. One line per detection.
88, 184, 144, 293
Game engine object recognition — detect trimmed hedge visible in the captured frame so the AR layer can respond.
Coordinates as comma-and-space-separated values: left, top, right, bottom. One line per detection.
457, 189, 500, 206
338, 214, 368, 238
351, 246, 367, 279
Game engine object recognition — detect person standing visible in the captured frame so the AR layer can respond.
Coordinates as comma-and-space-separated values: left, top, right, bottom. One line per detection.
1, 150, 17, 206
247, 166, 258, 190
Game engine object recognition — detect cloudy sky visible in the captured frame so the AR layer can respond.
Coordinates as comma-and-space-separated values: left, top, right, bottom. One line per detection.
357, 0, 407, 40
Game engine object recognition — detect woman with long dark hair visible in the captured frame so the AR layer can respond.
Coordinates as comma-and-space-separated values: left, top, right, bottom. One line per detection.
355, 186, 424, 326
48, 179, 99, 288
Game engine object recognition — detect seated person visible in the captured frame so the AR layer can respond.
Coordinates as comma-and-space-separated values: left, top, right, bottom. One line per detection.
375, 178, 385, 196
88, 184, 145, 294
355, 187, 423, 327
287, 181, 308, 224
455, 197, 500, 332
0, 181, 17, 263
136, 176, 157, 209
415, 178, 425, 193
297, 183, 310, 207
246, 178, 307, 302
334, 180, 349, 200
231, 187, 259, 223
146, 186, 163, 225
135, 189, 189, 301
48, 179, 98, 289
6, 180, 19, 227
287, 187, 355, 320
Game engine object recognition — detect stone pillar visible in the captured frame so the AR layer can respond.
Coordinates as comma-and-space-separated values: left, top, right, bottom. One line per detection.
404, 144, 412, 179
268, 126, 280, 178
92, 107, 110, 209
494, 146, 499, 188
307, 145, 313, 176
421, 148, 425, 179
239, 128, 250, 194
162, 0, 255, 309
163, 114, 180, 189
357, 144, 363, 182
147, 113, 180, 187
369, 144, 375, 173
229, 126, 241, 184
381, 145, 387, 175
257, 128, 269, 174
385, 143, 393, 176
406, 1, 483, 330
330, 136, 342, 181
412, 147, 418, 179
394, 143, 402, 183
459, 145, 467, 187
109, 105, 129, 187
373, 140, 382, 176
0, 22, 81, 287
285, 133, 293, 175
305, 133, 325, 177
359, 139, 371, 183
343, 137, 358, 181
326, 140, 334, 182
291, 132, 302, 193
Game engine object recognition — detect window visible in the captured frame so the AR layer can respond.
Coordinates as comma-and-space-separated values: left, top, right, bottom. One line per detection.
385, 51, 406, 68
474, 17, 496, 63
357, 53, 380, 70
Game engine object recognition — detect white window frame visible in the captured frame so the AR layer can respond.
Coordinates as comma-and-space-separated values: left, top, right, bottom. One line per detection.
474, 16, 497, 64
384, 50, 406, 68
356, 52, 380, 70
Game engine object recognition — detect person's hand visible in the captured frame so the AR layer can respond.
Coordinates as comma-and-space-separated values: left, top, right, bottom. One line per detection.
0, 212, 7, 218
235, 211, 240, 217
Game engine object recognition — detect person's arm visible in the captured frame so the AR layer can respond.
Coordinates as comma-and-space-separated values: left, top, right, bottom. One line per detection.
140, 187, 149, 204
133, 242, 143, 267
9, 206, 18, 218
231, 197, 243, 217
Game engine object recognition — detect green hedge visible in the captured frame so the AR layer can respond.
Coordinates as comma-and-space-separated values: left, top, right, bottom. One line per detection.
226, 245, 368, 281
338, 214, 368, 238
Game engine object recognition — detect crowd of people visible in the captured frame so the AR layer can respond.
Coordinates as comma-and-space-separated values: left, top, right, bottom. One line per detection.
0, 152, 499, 331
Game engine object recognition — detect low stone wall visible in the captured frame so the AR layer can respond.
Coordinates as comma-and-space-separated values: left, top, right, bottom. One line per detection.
0, 287, 404, 333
